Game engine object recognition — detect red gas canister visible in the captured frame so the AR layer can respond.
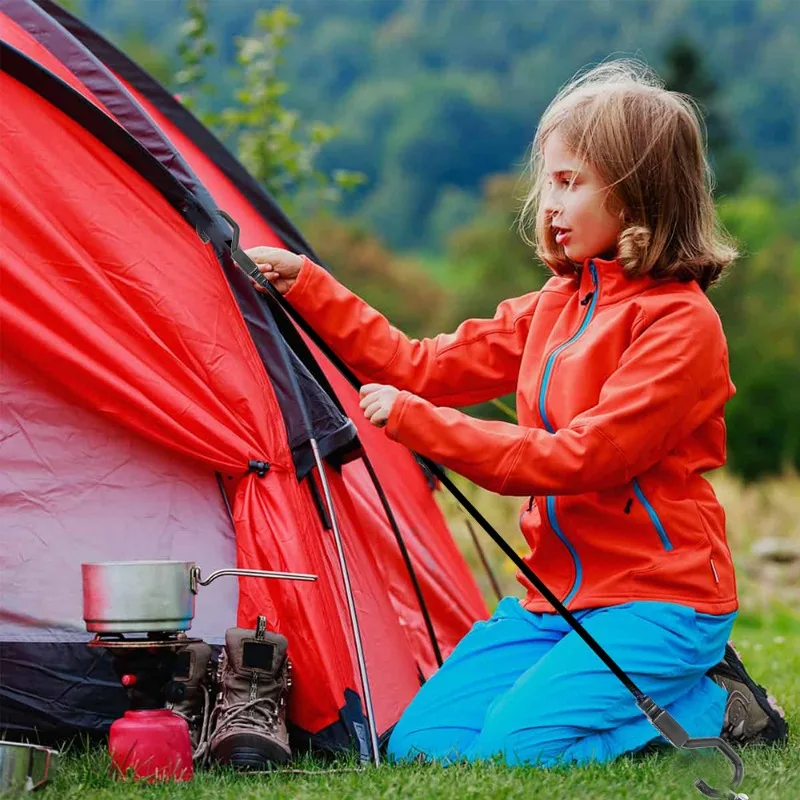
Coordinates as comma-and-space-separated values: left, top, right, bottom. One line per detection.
109, 709, 193, 782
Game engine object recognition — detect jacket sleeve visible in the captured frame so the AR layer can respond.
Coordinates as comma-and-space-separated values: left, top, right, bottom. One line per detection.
385, 300, 734, 495
283, 256, 540, 407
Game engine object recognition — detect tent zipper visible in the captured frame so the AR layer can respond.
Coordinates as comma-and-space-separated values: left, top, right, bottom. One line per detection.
537, 261, 599, 605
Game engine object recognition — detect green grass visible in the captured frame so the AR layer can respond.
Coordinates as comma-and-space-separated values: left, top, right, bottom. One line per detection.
43, 619, 798, 800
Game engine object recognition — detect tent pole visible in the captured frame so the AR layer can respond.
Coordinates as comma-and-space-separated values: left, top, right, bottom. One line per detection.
309, 437, 381, 767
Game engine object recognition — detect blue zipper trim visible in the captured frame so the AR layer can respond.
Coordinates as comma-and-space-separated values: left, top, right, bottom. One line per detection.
538, 263, 600, 434
545, 496, 583, 605
537, 262, 599, 605
632, 478, 674, 551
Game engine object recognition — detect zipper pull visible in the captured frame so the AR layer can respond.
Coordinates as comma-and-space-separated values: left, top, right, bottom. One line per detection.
624, 498, 633, 514
580, 291, 594, 306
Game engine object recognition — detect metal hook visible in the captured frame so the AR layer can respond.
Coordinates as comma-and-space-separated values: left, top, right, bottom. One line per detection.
683, 737, 747, 800
637, 696, 746, 799
215, 208, 239, 250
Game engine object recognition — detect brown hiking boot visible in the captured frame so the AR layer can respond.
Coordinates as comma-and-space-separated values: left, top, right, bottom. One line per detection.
166, 641, 214, 752
209, 621, 292, 768
708, 643, 789, 746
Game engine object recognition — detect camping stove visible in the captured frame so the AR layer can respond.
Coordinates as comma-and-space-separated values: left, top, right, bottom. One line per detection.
88, 631, 202, 710
89, 632, 200, 781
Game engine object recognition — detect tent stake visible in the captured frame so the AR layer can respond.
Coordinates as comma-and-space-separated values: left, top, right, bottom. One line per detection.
309, 437, 381, 767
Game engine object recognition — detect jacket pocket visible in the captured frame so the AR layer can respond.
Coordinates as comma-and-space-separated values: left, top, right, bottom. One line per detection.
631, 478, 673, 551
518, 497, 543, 553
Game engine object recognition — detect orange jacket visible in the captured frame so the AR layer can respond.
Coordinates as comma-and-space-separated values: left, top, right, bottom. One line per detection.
285, 256, 738, 615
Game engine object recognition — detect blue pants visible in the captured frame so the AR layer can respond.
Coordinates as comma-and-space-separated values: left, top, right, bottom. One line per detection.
388, 598, 735, 766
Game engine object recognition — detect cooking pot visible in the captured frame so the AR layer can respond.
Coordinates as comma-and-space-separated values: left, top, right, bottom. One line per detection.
82, 560, 317, 633
0, 742, 58, 794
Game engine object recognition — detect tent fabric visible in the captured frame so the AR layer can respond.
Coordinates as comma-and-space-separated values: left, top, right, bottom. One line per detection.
0, 0, 488, 750
0, 65, 359, 734
0, 352, 239, 644
0, 56, 421, 737
22, 0, 488, 669
0, 0, 361, 478
95, 48, 489, 672
33, 0, 317, 258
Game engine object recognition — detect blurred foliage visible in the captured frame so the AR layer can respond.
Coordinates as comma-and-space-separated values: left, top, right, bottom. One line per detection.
442, 174, 547, 324
714, 197, 800, 479
173, 1, 364, 217
88, 0, 800, 248
89, 0, 800, 481
173, 0, 217, 118
304, 215, 449, 338
661, 37, 750, 196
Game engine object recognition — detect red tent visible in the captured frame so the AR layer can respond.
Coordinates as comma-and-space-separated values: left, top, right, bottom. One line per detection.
0, 0, 487, 752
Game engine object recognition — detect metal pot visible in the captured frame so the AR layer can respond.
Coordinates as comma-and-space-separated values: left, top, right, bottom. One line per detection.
81, 560, 316, 633
0, 742, 58, 794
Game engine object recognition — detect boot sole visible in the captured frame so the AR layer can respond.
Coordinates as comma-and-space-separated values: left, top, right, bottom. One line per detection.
212, 736, 291, 769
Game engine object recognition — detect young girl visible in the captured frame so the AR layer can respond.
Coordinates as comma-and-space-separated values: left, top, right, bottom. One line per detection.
247, 61, 786, 766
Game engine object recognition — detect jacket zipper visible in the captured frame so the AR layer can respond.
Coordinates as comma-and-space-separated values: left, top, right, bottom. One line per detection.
537, 261, 599, 605
631, 478, 674, 551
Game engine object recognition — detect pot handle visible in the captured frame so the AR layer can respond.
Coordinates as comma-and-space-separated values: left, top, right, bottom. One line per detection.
190, 567, 317, 592
29, 748, 54, 791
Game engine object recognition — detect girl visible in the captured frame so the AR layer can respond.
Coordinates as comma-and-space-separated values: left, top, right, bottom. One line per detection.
246, 61, 786, 766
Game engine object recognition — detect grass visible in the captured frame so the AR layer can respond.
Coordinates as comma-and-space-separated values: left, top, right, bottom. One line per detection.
42, 472, 800, 798
42, 617, 799, 799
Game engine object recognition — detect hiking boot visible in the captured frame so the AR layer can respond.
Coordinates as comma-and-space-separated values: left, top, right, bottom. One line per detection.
209, 623, 292, 768
166, 641, 214, 751
708, 643, 789, 746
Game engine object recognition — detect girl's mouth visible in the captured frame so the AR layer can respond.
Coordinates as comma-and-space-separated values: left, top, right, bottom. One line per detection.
554, 227, 571, 245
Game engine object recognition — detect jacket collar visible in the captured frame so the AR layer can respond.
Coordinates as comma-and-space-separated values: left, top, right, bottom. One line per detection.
578, 256, 659, 307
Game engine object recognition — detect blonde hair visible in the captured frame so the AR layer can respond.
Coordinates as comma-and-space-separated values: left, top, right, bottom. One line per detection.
519, 60, 738, 291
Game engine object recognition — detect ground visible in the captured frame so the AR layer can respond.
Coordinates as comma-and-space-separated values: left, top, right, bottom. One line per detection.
44, 614, 799, 799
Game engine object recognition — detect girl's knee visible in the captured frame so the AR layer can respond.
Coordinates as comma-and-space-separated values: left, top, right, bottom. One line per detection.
386, 726, 421, 762
474, 705, 578, 765
387, 724, 476, 763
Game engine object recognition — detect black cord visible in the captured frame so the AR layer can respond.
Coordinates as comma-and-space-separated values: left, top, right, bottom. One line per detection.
226, 231, 443, 669
249, 265, 644, 700
360, 451, 443, 667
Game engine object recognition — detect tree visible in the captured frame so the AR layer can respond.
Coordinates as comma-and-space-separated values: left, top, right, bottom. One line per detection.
712, 195, 800, 479
661, 37, 749, 197
304, 215, 448, 339
174, 1, 363, 218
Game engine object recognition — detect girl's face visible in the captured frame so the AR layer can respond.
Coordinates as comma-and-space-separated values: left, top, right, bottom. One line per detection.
542, 130, 623, 264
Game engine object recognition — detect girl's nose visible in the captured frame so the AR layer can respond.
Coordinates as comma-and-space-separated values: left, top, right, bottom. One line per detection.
542, 186, 560, 218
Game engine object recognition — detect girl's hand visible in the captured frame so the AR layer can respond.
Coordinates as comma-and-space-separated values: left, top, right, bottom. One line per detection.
359, 384, 400, 428
244, 246, 303, 295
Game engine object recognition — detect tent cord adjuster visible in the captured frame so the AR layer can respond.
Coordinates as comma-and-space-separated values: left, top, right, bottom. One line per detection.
247, 460, 270, 478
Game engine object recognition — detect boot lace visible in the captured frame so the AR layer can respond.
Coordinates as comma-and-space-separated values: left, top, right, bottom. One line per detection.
194, 691, 280, 768
212, 694, 281, 737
